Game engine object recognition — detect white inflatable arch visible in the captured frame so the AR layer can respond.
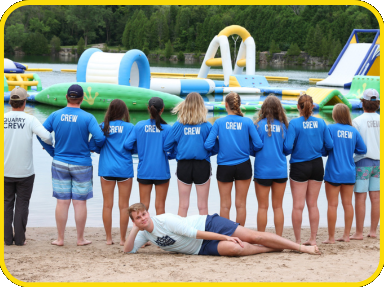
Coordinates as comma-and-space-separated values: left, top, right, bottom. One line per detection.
198, 25, 256, 86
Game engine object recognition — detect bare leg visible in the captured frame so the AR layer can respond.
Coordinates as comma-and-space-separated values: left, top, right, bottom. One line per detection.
196, 179, 210, 215
271, 181, 286, 236
232, 225, 320, 255
368, 190, 380, 238
101, 177, 116, 245
72, 199, 91, 246
350, 192, 367, 240
139, 183, 153, 210
52, 199, 71, 246
234, 179, 251, 226
303, 180, 321, 246
323, 182, 339, 244
290, 179, 307, 244
117, 178, 132, 246
255, 182, 270, 232
177, 180, 192, 217
218, 181, 233, 220
337, 185, 354, 242
217, 241, 278, 256
154, 181, 169, 215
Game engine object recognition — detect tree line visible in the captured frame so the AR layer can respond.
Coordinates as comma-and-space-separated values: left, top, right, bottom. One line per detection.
5, 5, 379, 64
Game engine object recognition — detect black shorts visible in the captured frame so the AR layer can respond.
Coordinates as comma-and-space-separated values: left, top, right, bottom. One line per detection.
254, 178, 288, 187
290, 157, 324, 182
176, 159, 211, 185
102, 176, 131, 182
325, 181, 355, 187
217, 159, 252, 182
137, 178, 170, 185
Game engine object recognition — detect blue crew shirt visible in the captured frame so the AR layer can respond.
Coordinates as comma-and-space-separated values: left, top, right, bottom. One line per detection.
124, 119, 173, 180
89, 120, 135, 178
42, 107, 105, 166
252, 119, 289, 179
164, 121, 218, 162
204, 115, 263, 166
284, 116, 333, 163
324, 123, 367, 184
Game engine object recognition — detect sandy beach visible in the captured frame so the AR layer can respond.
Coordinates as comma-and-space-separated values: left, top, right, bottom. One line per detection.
3, 226, 380, 283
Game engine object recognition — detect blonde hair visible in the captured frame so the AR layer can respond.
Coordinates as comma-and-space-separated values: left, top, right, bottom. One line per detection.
332, 103, 352, 126
225, 92, 244, 116
172, 92, 207, 125
128, 203, 147, 220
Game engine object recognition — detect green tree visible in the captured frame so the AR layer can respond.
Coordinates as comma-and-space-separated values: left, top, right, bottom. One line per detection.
286, 43, 301, 56
50, 36, 61, 54
312, 24, 323, 57
305, 26, 316, 56
269, 39, 281, 54
22, 32, 49, 55
329, 39, 342, 64
177, 51, 185, 62
4, 24, 27, 52
29, 17, 50, 35
77, 37, 85, 56
165, 40, 173, 59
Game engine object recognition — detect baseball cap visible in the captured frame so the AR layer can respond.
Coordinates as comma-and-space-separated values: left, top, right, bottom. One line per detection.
362, 89, 379, 101
10, 87, 29, 101
148, 97, 164, 111
67, 84, 84, 98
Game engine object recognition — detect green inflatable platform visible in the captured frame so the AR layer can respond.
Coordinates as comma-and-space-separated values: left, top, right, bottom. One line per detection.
345, 76, 380, 99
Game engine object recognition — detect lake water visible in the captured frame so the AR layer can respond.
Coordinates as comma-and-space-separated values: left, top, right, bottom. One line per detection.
3, 57, 373, 229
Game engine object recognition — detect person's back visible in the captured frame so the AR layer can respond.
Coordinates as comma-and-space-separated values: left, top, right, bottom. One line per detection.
4, 87, 52, 246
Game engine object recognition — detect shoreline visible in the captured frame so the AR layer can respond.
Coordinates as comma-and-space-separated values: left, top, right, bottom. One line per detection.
4, 226, 380, 282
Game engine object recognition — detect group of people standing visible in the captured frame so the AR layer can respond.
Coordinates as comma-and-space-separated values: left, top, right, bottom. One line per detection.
4, 84, 380, 254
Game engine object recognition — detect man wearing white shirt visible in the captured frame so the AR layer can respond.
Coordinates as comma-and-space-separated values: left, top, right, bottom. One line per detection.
124, 203, 321, 256
4, 87, 53, 246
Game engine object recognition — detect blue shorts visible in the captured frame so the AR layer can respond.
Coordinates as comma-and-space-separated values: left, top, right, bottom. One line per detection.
354, 159, 380, 193
51, 159, 93, 200
198, 214, 240, 256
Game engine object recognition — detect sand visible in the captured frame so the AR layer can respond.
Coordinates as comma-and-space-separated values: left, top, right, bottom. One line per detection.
3, 226, 380, 283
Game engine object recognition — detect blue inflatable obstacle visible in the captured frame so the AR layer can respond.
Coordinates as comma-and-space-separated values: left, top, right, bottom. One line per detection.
4, 59, 26, 73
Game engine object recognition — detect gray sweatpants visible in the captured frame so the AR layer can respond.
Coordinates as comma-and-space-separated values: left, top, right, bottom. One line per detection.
4, 174, 35, 246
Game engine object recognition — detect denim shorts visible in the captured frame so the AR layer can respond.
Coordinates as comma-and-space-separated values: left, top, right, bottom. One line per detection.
51, 159, 93, 200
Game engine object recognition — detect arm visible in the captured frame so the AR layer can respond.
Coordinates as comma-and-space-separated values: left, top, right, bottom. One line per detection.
210, 138, 220, 156
37, 135, 55, 157
123, 225, 148, 253
31, 117, 53, 145
196, 231, 244, 247
164, 124, 178, 153
124, 127, 137, 151
88, 116, 105, 148
204, 122, 219, 151
249, 122, 263, 152
89, 136, 101, 154
283, 123, 295, 155
323, 123, 334, 151
282, 125, 290, 156
354, 131, 367, 155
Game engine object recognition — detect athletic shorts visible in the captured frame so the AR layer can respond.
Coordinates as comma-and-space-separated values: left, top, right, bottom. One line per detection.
290, 157, 324, 182
137, 178, 170, 185
198, 214, 240, 256
51, 159, 93, 200
254, 178, 288, 186
176, 159, 211, 185
325, 181, 354, 187
102, 176, 131, 182
354, 159, 380, 193
217, 159, 252, 182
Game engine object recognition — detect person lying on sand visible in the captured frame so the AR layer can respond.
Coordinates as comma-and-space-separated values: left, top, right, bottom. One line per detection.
124, 203, 321, 256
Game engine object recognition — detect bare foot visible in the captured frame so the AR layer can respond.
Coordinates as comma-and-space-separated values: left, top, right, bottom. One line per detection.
336, 236, 350, 242
51, 239, 64, 246
350, 233, 363, 240
322, 239, 335, 244
106, 240, 114, 245
77, 239, 92, 246
120, 241, 125, 246
24, 241, 27, 245
141, 242, 151, 248
303, 240, 317, 246
303, 245, 321, 255
367, 234, 377, 238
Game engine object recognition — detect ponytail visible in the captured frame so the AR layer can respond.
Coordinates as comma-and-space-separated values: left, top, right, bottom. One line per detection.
149, 105, 167, 131
225, 92, 244, 117
298, 94, 313, 121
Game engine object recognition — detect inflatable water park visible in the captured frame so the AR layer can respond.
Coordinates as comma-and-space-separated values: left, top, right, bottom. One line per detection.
3, 26, 380, 112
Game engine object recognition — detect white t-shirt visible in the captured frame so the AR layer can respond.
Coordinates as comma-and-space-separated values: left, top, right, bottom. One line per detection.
352, 112, 380, 162
129, 213, 207, 255
4, 111, 53, 178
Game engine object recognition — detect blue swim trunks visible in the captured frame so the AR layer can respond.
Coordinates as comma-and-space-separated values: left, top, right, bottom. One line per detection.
354, 158, 380, 193
198, 214, 240, 256
51, 159, 93, 200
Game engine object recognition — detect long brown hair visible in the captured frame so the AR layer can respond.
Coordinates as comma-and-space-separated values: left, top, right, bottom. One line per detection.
255, 94, 288, 137
225, 92, 243, 116
102, 99, 130, 136
172, 92, 207, 125
298, 94, 313, 120
332, 103, 352, 126
149, 104, 167, 131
